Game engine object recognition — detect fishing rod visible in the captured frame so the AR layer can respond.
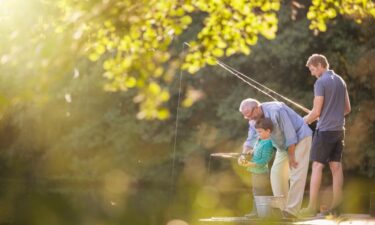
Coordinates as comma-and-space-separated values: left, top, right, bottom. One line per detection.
183, 42, 311, 114
210, 152, 250, 159
216, 60, 277, 101
216, 59, 311, 114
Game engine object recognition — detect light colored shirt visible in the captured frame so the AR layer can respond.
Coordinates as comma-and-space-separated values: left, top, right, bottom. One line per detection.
314, 70, 347, 131
248, 139, 274, 174
244, 102, 312, 151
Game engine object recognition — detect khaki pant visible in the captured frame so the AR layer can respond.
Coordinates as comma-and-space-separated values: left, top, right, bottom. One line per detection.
270, 136, 312, 215
252, 173, 272, 196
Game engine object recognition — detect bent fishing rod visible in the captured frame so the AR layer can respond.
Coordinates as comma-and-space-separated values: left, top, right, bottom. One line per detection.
183, 42, 311, 114
210, 152, 249, 159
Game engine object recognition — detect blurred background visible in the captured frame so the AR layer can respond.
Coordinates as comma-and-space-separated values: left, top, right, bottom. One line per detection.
0, 0, 374, 224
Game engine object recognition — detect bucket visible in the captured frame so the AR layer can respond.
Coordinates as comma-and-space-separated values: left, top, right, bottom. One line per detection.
255, 195, 285, 218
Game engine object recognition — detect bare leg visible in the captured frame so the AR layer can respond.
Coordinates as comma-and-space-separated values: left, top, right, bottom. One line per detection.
329, 161, 343, 209
307, 161, 325, 210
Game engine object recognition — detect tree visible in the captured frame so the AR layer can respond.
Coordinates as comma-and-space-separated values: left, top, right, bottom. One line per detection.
61, 0, 375, 119
1, 0, 374, 119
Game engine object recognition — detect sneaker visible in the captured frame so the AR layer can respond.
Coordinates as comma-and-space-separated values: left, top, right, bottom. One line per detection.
244, 211, 258, 218
319, 207, 340, 217
298, 207, 317, 218
271, 207, 283, 218
282, 210, 298, 219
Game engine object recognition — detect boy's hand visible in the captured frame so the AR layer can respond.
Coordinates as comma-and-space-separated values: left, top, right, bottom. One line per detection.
242, 161, 256, 168
237, 156, 246, 166
242, 146, 253, 155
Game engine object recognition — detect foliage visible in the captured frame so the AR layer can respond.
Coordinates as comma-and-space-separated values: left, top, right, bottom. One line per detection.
2, 0, 373, 119
307, 0, 375, 33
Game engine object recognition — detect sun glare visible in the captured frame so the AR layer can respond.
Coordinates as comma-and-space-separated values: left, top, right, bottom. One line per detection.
294, 218, 374, 225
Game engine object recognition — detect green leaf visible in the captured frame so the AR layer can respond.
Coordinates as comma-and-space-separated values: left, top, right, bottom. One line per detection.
125, 77, 137, 88
157, 108, 170, 120
148, 82, 161, 95
212, 48, 224, 57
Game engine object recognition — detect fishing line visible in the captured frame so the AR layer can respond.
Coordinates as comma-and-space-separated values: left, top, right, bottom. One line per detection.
216, 59, 310, 113
216, 60, 278, 101
183, 42, 310, 114
169, 42, 189, 194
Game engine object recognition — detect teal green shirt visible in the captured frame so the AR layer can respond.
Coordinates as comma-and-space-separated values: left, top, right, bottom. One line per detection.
247, 139, 274, 174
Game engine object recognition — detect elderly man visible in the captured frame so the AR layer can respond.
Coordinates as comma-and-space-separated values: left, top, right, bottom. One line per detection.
238, 99, 312, 218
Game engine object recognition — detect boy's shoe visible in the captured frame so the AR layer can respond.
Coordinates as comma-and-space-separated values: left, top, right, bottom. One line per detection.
244, 211, 258, 218
245, 198, 258, 218
298, 207, 317, 218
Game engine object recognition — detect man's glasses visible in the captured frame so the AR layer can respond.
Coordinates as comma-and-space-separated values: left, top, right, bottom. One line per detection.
243, 108, 255, 120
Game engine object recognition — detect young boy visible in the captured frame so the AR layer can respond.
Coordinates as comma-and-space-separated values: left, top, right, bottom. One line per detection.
239, 118, 274, 217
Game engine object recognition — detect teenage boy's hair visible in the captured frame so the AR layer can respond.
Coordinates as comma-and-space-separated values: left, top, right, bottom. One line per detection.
255, 118, 274, 131
306, 54, 329, 69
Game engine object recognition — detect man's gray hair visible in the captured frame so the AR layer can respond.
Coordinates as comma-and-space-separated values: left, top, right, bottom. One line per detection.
239, 98, 260, 113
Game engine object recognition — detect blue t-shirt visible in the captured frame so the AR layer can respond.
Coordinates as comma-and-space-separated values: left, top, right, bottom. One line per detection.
247, 139, 274, 174
314, 70, 347, 131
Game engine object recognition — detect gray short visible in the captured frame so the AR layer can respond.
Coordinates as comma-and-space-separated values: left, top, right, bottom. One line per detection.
311, 130, 345, 164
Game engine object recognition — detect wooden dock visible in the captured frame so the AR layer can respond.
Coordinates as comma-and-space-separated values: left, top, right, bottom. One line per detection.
199, 214, 375, 225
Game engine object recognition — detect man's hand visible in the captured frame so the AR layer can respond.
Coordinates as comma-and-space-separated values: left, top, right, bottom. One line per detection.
289, 155, 298, 169
287, 144, 298, 169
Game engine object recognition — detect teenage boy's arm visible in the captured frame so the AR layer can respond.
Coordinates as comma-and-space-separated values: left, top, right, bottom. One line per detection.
304, 96, 324, 124
344, 89, 351, 116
